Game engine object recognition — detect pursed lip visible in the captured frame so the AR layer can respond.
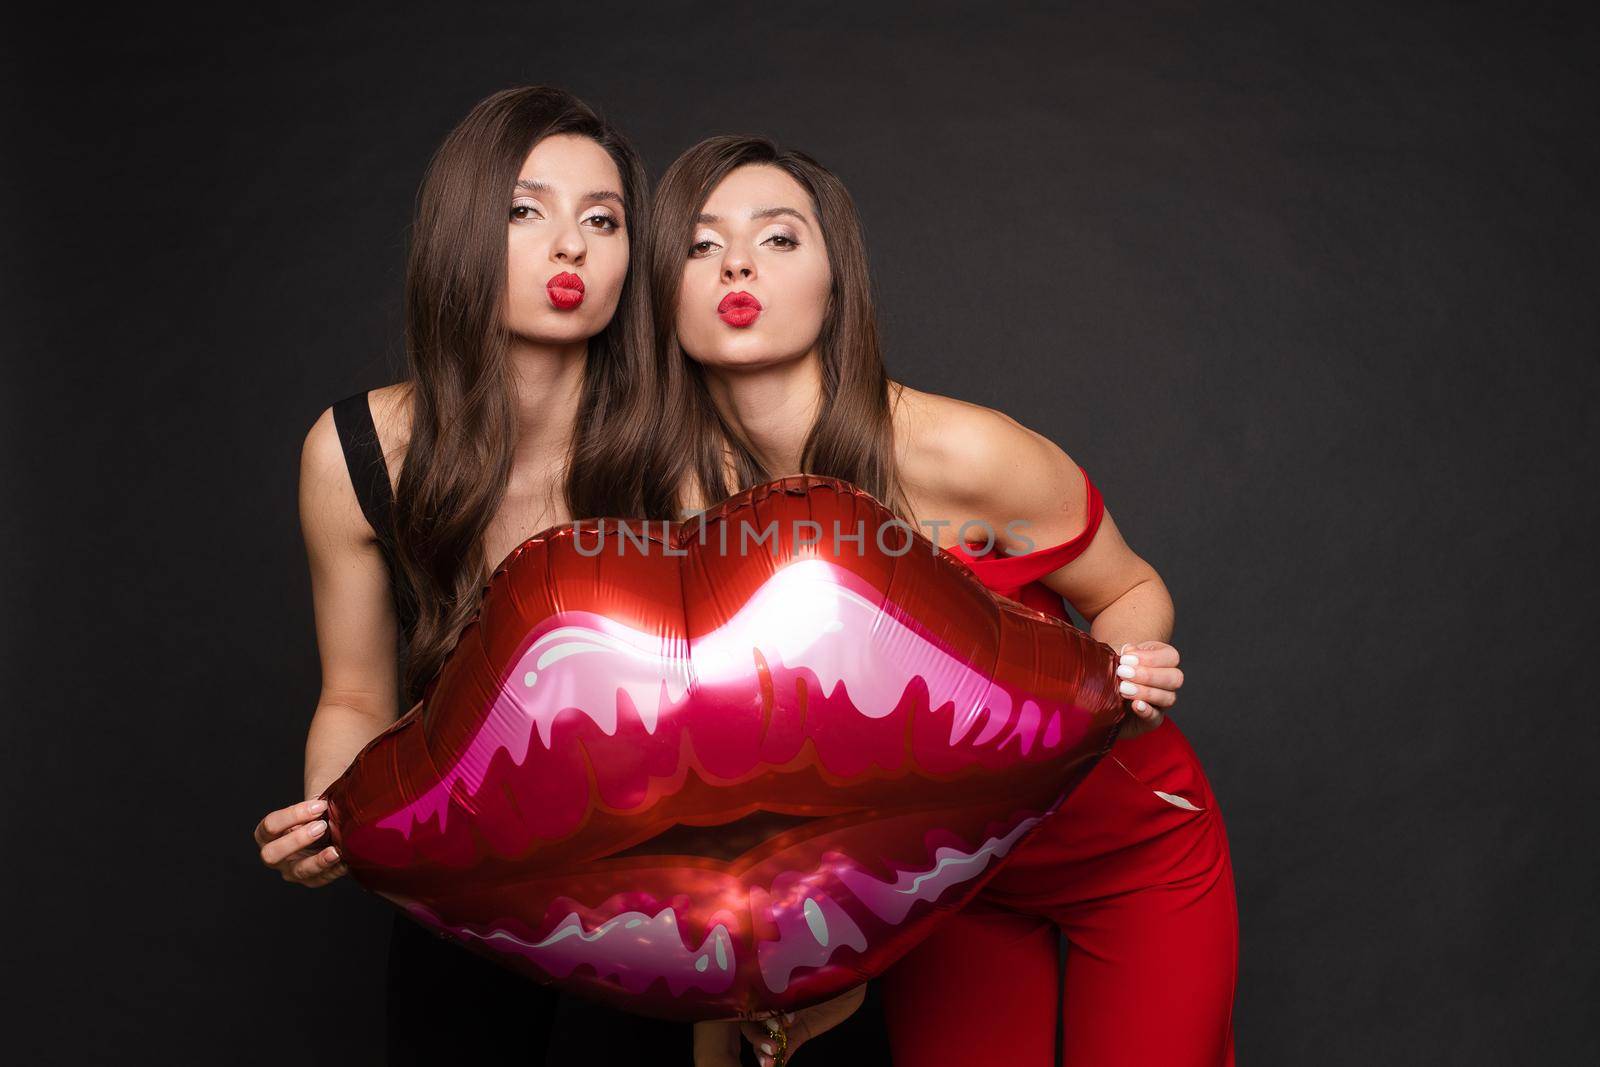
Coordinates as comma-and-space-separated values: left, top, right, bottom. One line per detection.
547, 271, 585, 310
717, 290, 762, 327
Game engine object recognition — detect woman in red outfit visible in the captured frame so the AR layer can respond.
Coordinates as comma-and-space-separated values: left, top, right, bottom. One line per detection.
651, 137, 1238, 1067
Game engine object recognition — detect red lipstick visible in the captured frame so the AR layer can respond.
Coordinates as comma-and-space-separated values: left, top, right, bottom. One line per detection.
717, 291, 762, 328
547, 271, 585, 310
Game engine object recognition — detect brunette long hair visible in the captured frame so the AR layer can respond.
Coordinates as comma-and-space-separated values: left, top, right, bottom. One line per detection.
647, 136, 909, 521
392, 86, 678, 704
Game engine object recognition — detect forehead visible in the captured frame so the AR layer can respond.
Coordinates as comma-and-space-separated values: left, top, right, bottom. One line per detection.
701, 164, 813, 221
517, 133, 623, 193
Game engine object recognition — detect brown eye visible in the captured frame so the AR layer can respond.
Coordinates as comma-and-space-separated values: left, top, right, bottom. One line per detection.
767, 234, 797, 249
510, 204, 539, 222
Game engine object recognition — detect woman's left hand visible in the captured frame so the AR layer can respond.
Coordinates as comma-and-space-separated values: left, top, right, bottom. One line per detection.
1114, 640, 1184, 740
736, 985, 866, 1066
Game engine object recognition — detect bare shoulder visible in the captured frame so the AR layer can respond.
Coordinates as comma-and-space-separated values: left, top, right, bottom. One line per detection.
892, 384, 1079, 508
364, 382, 415, 500
891, 384, 984, 489
365, 382, 415, 466
889, 383, 1091, 550
299, 382, 414, 544
299, 406, 366, 547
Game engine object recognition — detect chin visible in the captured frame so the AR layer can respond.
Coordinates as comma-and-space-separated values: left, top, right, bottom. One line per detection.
689, 333, 800, 371
694, 350, 780, 372
514, 312, 607, 347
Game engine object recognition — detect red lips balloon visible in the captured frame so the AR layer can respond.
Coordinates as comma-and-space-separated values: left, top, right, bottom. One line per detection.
323, 476, 1127, 1020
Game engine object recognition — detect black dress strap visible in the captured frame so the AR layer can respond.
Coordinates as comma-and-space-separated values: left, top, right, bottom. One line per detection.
331, 390, 418, 644
331, 391, 398, 555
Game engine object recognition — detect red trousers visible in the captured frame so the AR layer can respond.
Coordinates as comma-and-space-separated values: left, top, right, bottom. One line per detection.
881, 717, 1239, 1065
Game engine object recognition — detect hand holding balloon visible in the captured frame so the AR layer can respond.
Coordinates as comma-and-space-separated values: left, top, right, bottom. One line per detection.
745, 988, 864, 1066
693, 986, 862, 1067
1114, 640, 1185, 740
254, 798, 347, 888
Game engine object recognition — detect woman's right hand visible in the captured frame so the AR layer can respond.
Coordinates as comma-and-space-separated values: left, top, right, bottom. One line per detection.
254, 797, 347, 887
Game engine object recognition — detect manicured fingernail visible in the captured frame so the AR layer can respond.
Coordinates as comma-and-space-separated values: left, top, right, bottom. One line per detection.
307, 820, 327, 836
323, 847, 340, 862
1119, 682, 1138, 696
760, 1042, 774, 1055
1116, 664, 1136, 679
1134, 700, 1149, 711
1120, 654, 1139, 667
308, 798, 328, 813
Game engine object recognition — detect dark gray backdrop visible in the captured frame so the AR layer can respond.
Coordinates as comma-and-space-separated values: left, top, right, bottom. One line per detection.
5, 1, 1595, 1063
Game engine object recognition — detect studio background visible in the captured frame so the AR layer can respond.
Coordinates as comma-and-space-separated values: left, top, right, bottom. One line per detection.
5, 2, 1594, 1062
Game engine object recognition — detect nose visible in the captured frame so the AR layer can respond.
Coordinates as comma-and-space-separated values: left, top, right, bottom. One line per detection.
721, 246, 755, 283
551, 219, 586, 266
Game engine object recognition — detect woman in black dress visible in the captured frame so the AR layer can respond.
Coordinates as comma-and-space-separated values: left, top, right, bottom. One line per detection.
251, 85, 684, 1063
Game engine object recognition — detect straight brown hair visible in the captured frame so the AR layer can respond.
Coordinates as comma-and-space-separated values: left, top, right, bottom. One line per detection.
395, 86, 679, 704
647, 135, 910, 522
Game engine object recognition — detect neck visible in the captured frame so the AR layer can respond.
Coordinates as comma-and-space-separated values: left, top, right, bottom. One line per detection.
504, 335, 587, 464
701, 351, 824, 477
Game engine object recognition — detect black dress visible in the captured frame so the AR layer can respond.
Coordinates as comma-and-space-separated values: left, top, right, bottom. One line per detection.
330, 391, 892, 1065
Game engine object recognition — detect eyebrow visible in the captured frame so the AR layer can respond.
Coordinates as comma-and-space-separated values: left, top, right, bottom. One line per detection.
514, 178, 625, 206
695, 206, 810, 225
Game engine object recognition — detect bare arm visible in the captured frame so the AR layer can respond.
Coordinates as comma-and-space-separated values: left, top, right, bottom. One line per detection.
297, 404, 405, 797
254, 405, 406, 886
922, 402, 1183, 736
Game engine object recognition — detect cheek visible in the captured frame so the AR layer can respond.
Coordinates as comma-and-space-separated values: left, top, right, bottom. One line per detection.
505, 232, 543, 297
803, 259, 833, 316
675, 269, 715, 353
779, 258, 832, 342
589, 238, 630, 301
504, 253, 536, 320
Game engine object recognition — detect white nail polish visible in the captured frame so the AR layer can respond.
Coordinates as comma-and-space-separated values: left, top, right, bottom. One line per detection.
1116, 664, 1136, 679
1120, 654, 1139, 667
761, 1042, 774, 1055
1120, 681, 1137, 696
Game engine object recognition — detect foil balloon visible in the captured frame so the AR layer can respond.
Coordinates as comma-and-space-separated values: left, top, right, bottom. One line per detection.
322, 475, 1128, 1021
